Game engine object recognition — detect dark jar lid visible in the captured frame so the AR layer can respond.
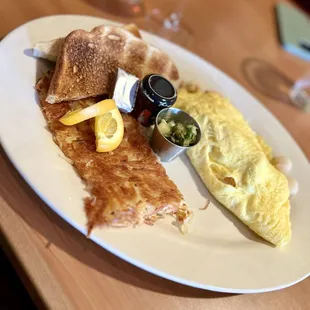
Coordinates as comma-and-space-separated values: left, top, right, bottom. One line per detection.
132, 74, 178, 126
141, 74, 177, 107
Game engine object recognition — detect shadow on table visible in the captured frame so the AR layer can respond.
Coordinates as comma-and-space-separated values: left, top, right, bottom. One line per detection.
241, 57, 295, 105
0, 146, 235, 299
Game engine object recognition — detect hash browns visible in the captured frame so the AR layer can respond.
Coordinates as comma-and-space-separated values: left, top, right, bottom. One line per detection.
36, 72, 191, 234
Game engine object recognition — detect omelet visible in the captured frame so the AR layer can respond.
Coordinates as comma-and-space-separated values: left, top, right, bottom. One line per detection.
174, 89, 291, 247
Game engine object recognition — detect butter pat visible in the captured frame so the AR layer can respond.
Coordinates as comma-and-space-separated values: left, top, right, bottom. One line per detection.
113, 68, 139, 113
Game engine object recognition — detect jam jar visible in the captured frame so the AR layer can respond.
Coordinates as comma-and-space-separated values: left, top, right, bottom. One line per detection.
131, 74, 177, 126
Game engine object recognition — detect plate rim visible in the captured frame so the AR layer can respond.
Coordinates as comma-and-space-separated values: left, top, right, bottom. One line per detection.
0, 14, 309, 294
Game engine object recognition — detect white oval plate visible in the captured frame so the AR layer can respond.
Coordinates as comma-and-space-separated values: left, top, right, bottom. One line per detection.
0, 15, 309, 293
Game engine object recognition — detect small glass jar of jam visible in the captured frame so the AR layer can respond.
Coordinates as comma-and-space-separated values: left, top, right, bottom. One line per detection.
131, 74, 177, 126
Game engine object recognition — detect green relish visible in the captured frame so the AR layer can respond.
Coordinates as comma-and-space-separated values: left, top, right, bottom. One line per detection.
158, 119, 198, 147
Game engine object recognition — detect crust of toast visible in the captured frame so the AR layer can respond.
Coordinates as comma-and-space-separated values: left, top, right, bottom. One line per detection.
46, 25, 179, 103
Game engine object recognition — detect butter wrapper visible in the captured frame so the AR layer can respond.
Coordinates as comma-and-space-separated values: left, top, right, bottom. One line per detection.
113, 68, 139, 113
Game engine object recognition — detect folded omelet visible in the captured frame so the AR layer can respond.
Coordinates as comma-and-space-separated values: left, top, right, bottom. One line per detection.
174, 89, 291, 247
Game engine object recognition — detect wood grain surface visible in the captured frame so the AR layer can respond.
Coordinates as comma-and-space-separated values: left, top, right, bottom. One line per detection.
0, 0, 310, 309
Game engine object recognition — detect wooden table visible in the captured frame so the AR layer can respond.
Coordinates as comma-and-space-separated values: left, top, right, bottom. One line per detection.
1, 0, 309, 309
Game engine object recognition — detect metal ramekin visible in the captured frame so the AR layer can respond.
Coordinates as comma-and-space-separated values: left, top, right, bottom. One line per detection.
150, 108, 201, 162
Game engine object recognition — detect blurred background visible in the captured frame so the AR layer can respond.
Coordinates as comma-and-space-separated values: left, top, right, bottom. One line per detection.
0, 0, 309, 309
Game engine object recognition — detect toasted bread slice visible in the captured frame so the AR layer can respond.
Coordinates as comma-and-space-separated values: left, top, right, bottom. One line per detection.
32, 24, 141, 62
46, 24, 179, 103
36, 72, 191, 234
123, 23, 141, 38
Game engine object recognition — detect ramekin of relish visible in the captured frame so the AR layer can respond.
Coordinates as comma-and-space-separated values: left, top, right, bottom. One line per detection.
131, 74, 177, 126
